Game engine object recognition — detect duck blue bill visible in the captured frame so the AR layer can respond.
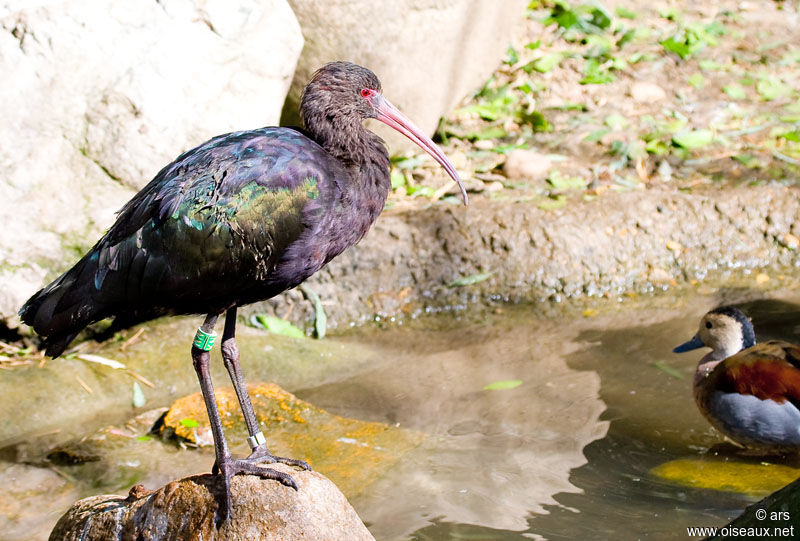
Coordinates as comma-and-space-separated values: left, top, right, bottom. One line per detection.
673, 334, 705, 353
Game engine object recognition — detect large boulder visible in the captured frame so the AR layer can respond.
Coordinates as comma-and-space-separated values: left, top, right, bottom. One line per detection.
281, 0, 528, 150
49, 467, 375, 540
0, 0, 303, 320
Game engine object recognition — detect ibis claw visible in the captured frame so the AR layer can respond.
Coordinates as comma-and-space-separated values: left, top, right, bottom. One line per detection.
213, 456, 301, 523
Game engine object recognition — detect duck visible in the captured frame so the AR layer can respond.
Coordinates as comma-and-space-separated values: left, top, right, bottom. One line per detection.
673, 305, 800, 453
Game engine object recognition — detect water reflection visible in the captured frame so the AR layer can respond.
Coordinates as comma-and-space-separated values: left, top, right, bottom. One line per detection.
298, 314, 609, 539
303, 294, 800, 540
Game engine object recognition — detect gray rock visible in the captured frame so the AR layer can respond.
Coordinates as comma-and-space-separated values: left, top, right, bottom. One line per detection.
49, 466, 375, 541
0, 0, 303, 320
281, 0, 528, 150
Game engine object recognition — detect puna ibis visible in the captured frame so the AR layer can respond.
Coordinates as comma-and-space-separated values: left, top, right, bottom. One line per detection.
674, 306, 800, 453
19, 61, 468, 520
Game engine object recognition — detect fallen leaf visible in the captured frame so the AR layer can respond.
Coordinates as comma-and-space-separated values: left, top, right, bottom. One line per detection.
132, 382, 146, 408
651, 360, 685, 379
666, 240, 683, 252
483, 380, 523, 391
77, 354, 126, 370
449, 272, 494, 288
251, 314, 305, 339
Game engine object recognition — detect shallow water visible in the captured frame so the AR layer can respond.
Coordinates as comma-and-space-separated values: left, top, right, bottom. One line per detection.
296, 294, 800, 540
4, 292, 800, 540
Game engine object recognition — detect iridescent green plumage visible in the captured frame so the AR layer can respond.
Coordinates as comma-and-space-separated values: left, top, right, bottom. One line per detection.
20, 126, 382, 356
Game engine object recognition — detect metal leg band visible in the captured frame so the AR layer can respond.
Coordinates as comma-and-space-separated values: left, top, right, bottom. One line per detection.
192, 328, 217, 351
247, 431, 266, 449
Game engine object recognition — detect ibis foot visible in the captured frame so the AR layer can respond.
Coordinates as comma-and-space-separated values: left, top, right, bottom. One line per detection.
214, 456, 300, 523
245, 444, 312, 470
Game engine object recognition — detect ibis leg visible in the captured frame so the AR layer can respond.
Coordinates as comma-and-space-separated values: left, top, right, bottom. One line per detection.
220, 307, 310, 470
192, 313, 298, 524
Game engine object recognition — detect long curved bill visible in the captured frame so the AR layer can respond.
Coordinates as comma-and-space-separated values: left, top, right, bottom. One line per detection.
372, 93, 468, 205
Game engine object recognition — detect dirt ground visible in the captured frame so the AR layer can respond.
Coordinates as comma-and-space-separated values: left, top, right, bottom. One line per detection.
387, 0, 800, 208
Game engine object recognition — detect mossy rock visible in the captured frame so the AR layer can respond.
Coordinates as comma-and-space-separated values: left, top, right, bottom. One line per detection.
161, 382, 425, 497
651, 458, 800, 497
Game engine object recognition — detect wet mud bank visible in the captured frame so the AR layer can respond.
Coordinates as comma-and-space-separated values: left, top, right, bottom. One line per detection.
258, 184, 800, 329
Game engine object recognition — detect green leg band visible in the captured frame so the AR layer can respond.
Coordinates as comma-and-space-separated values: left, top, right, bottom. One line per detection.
193, 328, 217, 351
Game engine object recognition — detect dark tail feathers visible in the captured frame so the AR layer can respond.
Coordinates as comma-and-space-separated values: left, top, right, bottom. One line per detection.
19, 256, 102, 358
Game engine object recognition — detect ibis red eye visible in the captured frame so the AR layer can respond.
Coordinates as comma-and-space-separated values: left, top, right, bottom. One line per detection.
361, 88, 371, 98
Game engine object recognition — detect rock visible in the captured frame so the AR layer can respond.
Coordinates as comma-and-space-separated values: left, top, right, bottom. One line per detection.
49, 466, 375, 541
0, 462, 81, 541
502, 149, 552, 181
254, 185, 800, 329
0, 0, 303, 320
708, 476, 800, 540
630, 81, 667, 103
280, 0, 528, 151
647, 267, 673, 285
160, 383, 425, 497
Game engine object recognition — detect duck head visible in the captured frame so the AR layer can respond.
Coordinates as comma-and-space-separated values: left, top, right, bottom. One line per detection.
673, 306, 756, 361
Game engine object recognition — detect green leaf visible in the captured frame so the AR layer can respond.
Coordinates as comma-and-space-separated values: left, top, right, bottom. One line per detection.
780, 130, 800, 143
659, 6, 680, 20
616, 6, 637, 19
733, 154, 761, 167
300, 286, 327, 339
132, 382, 146, 408
547, 170, 587, 190
672, 129, 713, 150
464, 126, 508, 141
580, 58, 616, 85
786, 100, 800, 112
406, 185, 435, 198
650, 360, 685, 379
688, 73, 705, 89
616, 28, 636, 49
546, 2, 579, 30
390, 168, 406, 190
137, 435, 153, 442
756, 77, 791, 101
531, 52, 564, 73
251, 314, 306, 339
698, 59, 726, 71
483, 380, 523, 391
645, 138, 670, 155
505, 45, 519, 66
583, 35, 613, 58
180, 418, 199, 428
723, 84, 747, 99
660, 36, 692, 59
517, 110, 551, 132
584, 128, 610, 142
604, 114, 628, 130
449, 272, 494, 288
537, 194, 568, 210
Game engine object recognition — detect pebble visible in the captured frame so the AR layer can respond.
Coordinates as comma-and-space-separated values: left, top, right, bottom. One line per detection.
502, 149, 552, 181
630, 81, 667, 103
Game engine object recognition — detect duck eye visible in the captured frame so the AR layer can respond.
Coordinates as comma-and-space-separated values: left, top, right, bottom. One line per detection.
360, 88, 371, 98
705, 321, 712, 329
